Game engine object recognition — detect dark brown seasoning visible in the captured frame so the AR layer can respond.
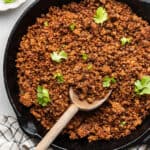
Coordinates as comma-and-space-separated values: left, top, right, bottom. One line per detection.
16, 0, 150, 142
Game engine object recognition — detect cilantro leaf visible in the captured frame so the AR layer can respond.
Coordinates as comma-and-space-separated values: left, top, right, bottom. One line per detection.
37, 86, 51, 106
81, 53, 88, 61
3, 0, 15, 3
69, 23, 76, 31
94, 7, 108, 24
120, 37, 131, 46
87, 63, 93, 70
44, 21, 49, 27
120, 121, 126, 127
134, 76, 150, 95
50, 50, 68, 63
54, 73, 64, 83
103, 76, 116, 88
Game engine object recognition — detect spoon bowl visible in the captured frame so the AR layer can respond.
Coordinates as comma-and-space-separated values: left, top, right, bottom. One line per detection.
69, 87, 112, 111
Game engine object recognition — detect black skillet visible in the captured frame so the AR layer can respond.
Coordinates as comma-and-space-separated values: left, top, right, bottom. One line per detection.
3, 0, 150, 149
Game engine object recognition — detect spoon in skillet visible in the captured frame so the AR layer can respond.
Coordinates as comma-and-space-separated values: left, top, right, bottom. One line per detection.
36, 87, 112, 150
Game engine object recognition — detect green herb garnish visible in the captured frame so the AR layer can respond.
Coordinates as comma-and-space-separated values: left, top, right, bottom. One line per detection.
37, 86, 51, 107
3, 0, 16, 3
94, 7, 108, 24
69, 23, 76, 31
50, 50, 68, 63
54, 73, 64, 83
120, 37, 131, 46
120, 121, 126, 127
61, 44, 66, 48
81, 53, 88, 61
87, 64, 93, 70
134, 76, 150, 95
44, 21, 49, 27
103, 76, 116, 88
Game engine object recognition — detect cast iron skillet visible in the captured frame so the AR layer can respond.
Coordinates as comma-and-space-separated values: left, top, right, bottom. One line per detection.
3, 0, 150, 149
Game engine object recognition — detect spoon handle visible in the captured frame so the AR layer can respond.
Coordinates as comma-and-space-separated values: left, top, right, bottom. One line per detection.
35, 104, 79, 150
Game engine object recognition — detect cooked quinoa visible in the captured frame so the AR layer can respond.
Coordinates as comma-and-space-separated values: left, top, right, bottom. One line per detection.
16, 0, 150, 142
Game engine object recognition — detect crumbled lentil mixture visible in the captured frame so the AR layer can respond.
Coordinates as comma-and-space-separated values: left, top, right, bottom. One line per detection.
16, 0, 150, 142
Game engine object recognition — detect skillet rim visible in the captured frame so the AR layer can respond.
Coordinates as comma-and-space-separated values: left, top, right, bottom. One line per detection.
3, 0, 150, 149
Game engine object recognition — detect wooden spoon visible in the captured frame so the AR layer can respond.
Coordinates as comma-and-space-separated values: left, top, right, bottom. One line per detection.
35, 87, 112, 150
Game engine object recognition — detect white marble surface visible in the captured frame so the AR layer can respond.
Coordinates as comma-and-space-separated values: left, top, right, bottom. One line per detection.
0, 0, 35, 116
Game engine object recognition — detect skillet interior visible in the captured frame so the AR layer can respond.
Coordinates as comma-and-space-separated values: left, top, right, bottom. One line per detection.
3, 0, 150, 149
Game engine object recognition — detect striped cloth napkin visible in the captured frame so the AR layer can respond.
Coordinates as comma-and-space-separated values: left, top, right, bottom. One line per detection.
0, 115, 149, 150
